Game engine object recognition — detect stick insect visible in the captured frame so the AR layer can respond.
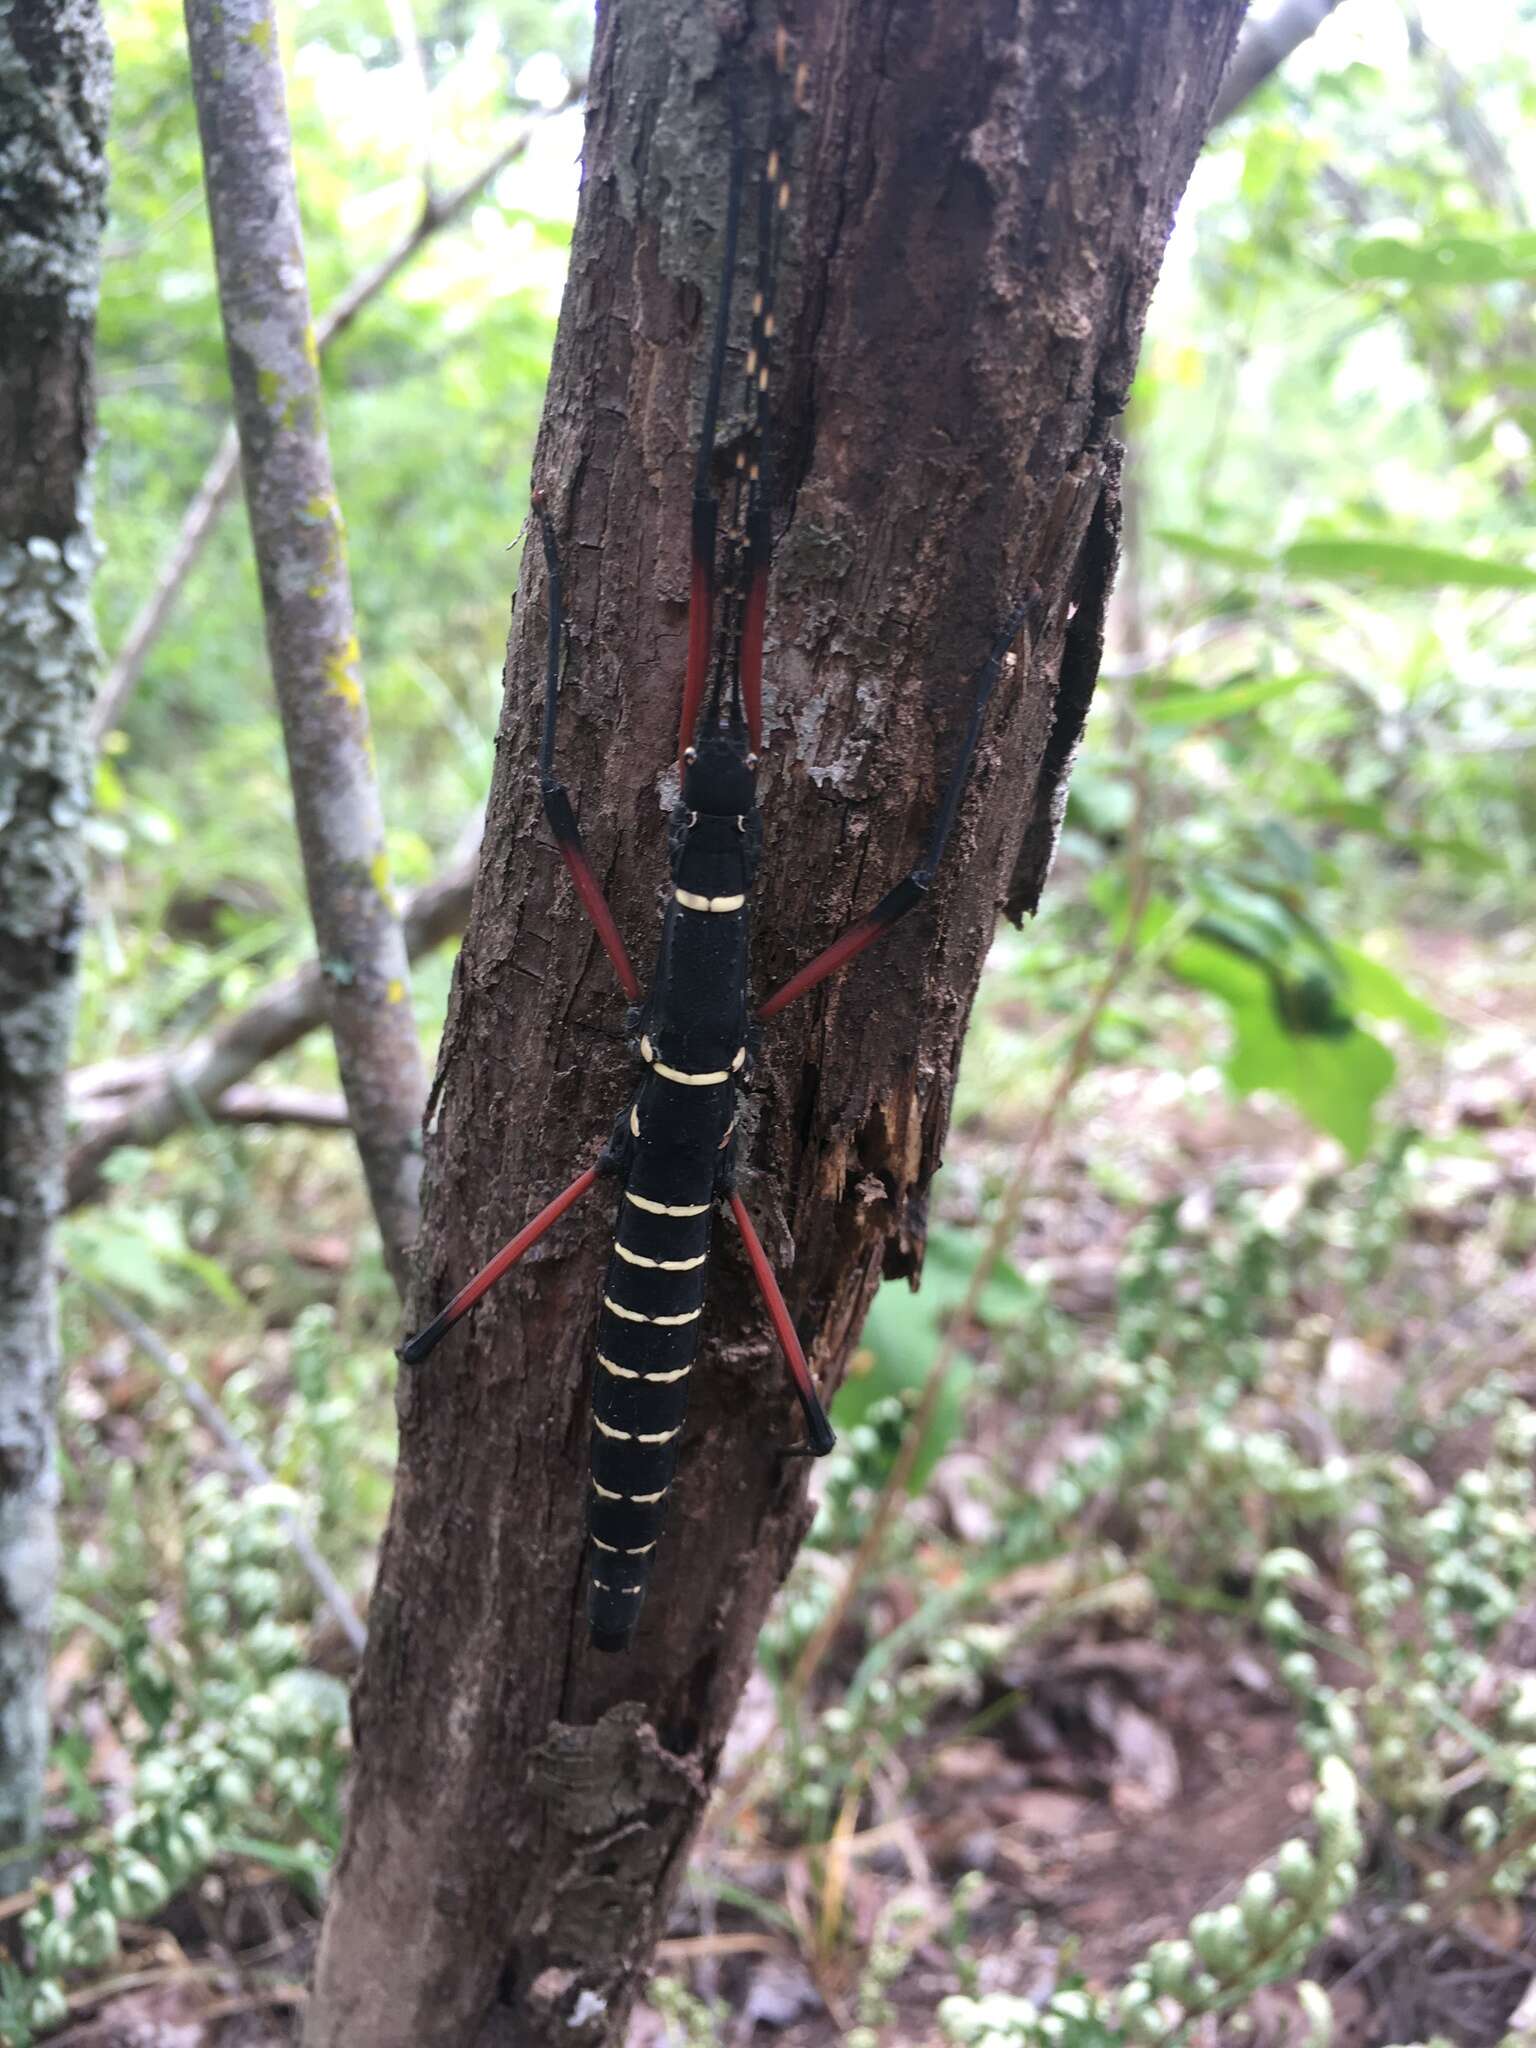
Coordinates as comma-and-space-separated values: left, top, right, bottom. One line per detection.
402, 39, 1033, 1653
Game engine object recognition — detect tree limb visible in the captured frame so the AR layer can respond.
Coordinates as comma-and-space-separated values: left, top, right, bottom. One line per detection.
1210, 0, 1349, 126
192, 1082, 348, 1128
65, 826, 479, 1209
184, 0, 428, 1291
90, 84, 584, 749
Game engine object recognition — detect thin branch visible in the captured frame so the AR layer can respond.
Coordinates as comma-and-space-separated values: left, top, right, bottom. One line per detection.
1210, 0, 1349, 127
185, 0, 428, 1292
90, 426, 241, 746
90, 84, 584, 748
201, 1083, 348, 1128
76, 1276, 367, 1656
66, 824, 480, 1209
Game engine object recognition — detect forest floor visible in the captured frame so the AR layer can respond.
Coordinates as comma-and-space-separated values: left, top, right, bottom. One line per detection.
46, 926, 1536, 2048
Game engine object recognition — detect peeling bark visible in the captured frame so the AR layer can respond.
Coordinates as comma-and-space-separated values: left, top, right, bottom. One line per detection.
307, 4, 1244, 2043
0, 0, 110, 1889
183, 0, 427, 1291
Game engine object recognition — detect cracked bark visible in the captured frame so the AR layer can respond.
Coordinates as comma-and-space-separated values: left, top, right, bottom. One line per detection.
0, 0, 110, 1889
183, 0, 428, 1293
306, 4, 1244, 2043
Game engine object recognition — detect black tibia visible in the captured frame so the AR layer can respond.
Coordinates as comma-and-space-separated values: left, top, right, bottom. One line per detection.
531, 492, 641, 998
758, 592, 1042, 1019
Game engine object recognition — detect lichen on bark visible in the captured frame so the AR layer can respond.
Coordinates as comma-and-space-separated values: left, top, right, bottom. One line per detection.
0, 0, 111, 1889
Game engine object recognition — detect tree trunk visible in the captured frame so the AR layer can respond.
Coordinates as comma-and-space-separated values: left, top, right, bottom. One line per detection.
0, 0, 110, 1889
308, 4, 1243, 2042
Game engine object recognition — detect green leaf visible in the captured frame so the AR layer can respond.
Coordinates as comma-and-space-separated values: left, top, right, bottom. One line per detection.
1347, 232, 1536, 285
1226, 998, 1395, 1159
1299, 797, 1392, 834
1283, 537, 1536, 590
1139, 900, 1403, 1153
1065, 759, 1135, 837
920, 1224, 1038, 1327
1140, 672, 1314, 726
1152, 528, 1272, 573
1333, 944, 1445, 1042
832, 1226, 1034, 1492
833, 1287, 972, 1493
1392, 831, 1506, 877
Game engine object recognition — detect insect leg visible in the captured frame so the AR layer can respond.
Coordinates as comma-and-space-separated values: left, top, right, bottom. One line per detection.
531, 492, 642, 1001
399, 1161, 604, 1364
757, 593, 1040, 1020
727, 1190, 835, 1455
736, 64, 790, 754
678, 84, 747, 765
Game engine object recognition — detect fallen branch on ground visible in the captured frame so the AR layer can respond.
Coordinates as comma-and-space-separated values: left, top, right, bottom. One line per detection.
66, 826, 478, 1209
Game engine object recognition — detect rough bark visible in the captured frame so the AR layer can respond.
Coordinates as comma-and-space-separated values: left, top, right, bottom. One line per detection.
0, 0, 110, 1888
307, 4, 1244, 2044
183, 0, 427, 1293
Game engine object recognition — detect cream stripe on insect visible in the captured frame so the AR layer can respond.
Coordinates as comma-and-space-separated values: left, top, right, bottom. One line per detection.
593, 1416, 682, 1445
602, 1295, 702, 1325
638, 1035, 746, 1086
614, 1244, 707, 1271
599, 1353, 692, 1385
590, 1479, 667, 1506
626, 1191, 710, 1218
675, 889, 746, 912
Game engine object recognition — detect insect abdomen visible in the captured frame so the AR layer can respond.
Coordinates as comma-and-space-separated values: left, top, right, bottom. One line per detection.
586, 1178, 714, 1650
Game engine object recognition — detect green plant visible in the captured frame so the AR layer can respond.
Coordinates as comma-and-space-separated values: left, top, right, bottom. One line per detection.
26, 1476, 348, 2030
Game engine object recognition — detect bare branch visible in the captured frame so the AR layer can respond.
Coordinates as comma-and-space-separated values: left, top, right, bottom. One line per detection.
75, 1277, 367, 1657
66, 826, 479, 1210
91, 427, 240, 745
1210, 0, 1349, 126
203, 1084, 348, 1128
90, 84, 585, 748
184, 0, 429, 1290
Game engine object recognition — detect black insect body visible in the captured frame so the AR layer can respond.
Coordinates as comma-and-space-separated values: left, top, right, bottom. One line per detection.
581, 738, 767, 1649
402, 47, 1034, 1652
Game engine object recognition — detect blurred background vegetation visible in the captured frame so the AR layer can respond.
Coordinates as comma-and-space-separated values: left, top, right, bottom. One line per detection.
33, 1, 1536, 2043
